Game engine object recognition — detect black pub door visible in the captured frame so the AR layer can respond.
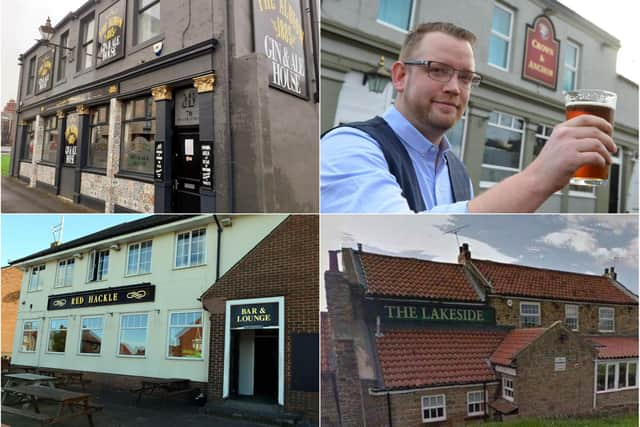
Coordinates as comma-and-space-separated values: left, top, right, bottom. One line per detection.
172, 129, 201, 212
253, 330, 278, 402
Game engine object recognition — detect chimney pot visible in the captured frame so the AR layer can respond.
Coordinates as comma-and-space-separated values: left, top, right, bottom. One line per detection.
458, 243, 471, 263
357, 243, 363, 253
604, 268, 609, 275
328, 250, 339, 272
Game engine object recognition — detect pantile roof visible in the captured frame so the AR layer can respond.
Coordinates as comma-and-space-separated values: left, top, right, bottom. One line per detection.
585, 336, 638, 359
375, 328, 508, 389
490, 327, 548, 366
359, 252, 480, 301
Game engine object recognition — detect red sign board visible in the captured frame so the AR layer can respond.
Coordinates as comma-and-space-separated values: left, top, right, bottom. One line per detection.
522, 15, 560, 90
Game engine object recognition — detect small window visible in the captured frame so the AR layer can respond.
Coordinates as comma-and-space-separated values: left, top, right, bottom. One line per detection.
87, 249, 109, 282
41, 116, 59, 163
564, 304, 578, 331
481, 111, 525, 184
80, 316, 103, 354
88, 105, 109, 169
421, 394, 446, 422
175, 229, 206, 268
127, 240, 153, 275
55, 258, 75, 288
488, 3, 513, 70
21, 121, 36, 161
598, 307, 615, 332
467, 390, 485, 416
597, 363, 607, 391
137, 0, 161, 44
21, 320, 40, 352
628, 362, 637, 388
78, 14, 95, 70
26, 57, 36, 95
377, 0, 413, 31
168, 311, 204, 358
47, 318, 68, 353
118, 313, 149, 356
519, 302, 540, 327
618, 362, 627, 388
563, 41, 579, 92
57, 31, 69, 81
28, 265, 45, 292
502, 376, 514, 401
120, 97, 156, 175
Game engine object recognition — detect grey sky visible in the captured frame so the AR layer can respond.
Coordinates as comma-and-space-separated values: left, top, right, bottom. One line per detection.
320, 215, 639, 310
1, 0, 639, 106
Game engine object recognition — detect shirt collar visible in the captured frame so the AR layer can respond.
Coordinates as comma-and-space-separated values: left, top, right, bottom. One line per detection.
382, 105, 451, 157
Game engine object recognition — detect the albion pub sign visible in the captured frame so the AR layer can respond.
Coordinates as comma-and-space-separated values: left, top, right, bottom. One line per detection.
48, 283, 155, 310
522, 15, 560, 90
367, 300, 496, 326
230, 302, 279, 328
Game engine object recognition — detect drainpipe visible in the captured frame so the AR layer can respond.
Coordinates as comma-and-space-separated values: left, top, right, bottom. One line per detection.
593, 358, 598, 410
483, 381, 488, 418
386, 392, 393, 426
214, 215, 222, 280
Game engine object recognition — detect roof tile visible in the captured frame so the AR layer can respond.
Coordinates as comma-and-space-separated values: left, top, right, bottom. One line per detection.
490, 327, 547, 366
585, 336, 639, 359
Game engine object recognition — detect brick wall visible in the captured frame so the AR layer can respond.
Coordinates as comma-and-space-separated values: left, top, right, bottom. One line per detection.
596, 388, 638, 415
201, 215, 318, 420
1, 266, 22, 358
490, 296, 637, 335
321, 372, 340, 426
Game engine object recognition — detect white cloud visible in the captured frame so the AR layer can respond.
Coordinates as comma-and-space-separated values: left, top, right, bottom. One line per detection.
540, 228, 635, 267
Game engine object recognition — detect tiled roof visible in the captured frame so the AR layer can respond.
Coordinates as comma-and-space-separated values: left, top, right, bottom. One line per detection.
359, 252, 480, 301
472, 259, 636, 304
490, 327, 548, 366
585, 336, 639, 359
375, 328, 508, 389
321, 312, 335, 373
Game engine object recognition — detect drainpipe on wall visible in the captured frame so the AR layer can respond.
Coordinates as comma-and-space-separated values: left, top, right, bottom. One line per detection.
483, 381, 488, 419
387, 392, 393, 427
214, 215, 222, 280
593, 358, 598, 409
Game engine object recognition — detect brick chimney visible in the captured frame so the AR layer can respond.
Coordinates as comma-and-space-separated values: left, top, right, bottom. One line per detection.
604, 266, 617, 280
458, 243, 471, 264
328, 250, 339, 272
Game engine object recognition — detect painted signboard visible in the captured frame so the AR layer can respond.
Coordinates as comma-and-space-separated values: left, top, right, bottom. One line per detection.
35, 48, 55, 95
367, 300, 496, 326
230, 302, 279, 328
97, 0, 126, 68
48, 283, 155, 310
64, 113, 79, 165
522, 15, 560, 90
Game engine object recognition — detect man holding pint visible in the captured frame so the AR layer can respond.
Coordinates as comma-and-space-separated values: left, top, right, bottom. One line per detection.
320, 22, 617, 213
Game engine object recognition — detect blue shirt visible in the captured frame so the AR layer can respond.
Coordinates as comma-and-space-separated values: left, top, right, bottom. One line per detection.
321, 106, 473, 213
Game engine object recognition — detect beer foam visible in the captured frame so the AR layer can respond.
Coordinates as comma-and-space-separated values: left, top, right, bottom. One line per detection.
565, 100, 616, 110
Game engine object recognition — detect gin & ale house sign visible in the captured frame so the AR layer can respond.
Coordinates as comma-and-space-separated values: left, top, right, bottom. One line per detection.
35, 48, 55, 95
97, 0, 126, 68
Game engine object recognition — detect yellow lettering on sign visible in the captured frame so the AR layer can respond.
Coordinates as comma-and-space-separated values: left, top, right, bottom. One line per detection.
528, 59, 553, 77
531, 39, 554, 56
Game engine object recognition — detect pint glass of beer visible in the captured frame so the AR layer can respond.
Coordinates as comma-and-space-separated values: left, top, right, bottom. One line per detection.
565, 89, 617, 186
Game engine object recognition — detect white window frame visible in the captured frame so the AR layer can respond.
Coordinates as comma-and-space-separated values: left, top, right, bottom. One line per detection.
166, 310, 205, 360
86, 249, 109, 282
488, 2, 513, 71
46, 318, 69, 354
421, 394, 447, 423
27, 265, 46, 292
79, 315, 104, 356
563, 40, 580, 92
467, 390, 486, 416
174, 228, 207, 268
481, 111, 525, 186
598, 307, 615, 333
20, 319, 40, 353
55, 258, 75, 288
125, 240, 153, 276
445, 109, 469, 161
375, 0, 416, 33
118, 312, 149, 358
597, 360, 638, 393
564, 304, 579, 331
519, 301, 541, 327
502, 376, 514, 401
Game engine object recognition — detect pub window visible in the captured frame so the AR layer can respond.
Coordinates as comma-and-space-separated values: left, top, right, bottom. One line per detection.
47, 318, 68, 353
27, 264, 45, 292
136, 0, 161, 44
519, 302, 540, 327
488, 3, 513, 70
21, 121, 35, 161
377, 0, 414, 31
26, 57, 36, 95
21, 320, 40, 352
175, 228, 206, 268
502, 376, 514, 401
598, 361, 638, 392
120, 97, 156, 175
481, 111, 524, 185
87, 249, 109, 282
79, 316, 103, 355
126, 240, 152, 276
88, 105, 109, 169
628, 362, 637, 388
445, 110, 467, 160
467, 390, 485, 416
598, 307, 615, 332
78, 14, 95, 71
564, 304, 579, 331
563, 40, 580, 92
596, 363, 607, 391
533, 124, 552, 158
167, 311, 204, 359
55, 258, 75, 288
57, 31, 69, 81
118, 313, 149, 357
41, 116, 59, 163
421, 394, 446, 422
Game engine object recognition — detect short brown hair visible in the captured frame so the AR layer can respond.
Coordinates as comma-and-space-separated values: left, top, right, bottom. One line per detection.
399, 22, 477, 60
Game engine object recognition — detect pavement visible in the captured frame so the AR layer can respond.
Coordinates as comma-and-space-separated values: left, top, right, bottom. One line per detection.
1, 176, 98, 213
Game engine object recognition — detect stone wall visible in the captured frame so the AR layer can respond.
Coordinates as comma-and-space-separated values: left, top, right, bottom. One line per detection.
113, 178, 154, 212
80, 173, 109, 202
36, 164, 55, 186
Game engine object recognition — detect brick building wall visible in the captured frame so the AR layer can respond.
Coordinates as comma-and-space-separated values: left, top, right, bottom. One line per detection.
513, 325, 596, 418
321, 372, 340, 426
1, 266, 22, 359
490, 296, 637, 335
596, 388, 637, 414
202, 215, 318, 420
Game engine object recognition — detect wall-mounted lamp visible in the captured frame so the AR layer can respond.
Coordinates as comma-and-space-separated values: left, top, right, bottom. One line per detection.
363, 56, 392, 94
73, 253, 83, 260
38, 17, 75, 57
110, 243, 121, 251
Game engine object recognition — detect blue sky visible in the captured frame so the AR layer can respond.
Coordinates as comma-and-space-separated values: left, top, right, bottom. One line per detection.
321, 215, 638, 309
1, 214, 149, 266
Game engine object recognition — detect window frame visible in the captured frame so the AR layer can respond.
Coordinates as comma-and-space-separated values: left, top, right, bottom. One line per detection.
46, 318, 69, 354
86, 249, 110, 282
54, 258, 75, 288
77, 13, 96, 72
27, 264, 46, 292
119, 97, 156, 176
421, 394, 447, 423
480, 111, 525, 186
563, 40, 580, 92
502, 376, 514, 401
564, 304, 579, 331
57, 31, 69, 82
26, 57, 36, 95
375, 0, 416, 33
519, 301, 541, 327
135, 0, 161, 45
20, 319, 40, 353
597, 360, 638, 392
87, 105, 110, 170
174, 228, 207, 269
117, 312, 150, 358
125, 240, 153, 276
467, 390, 486, 417
21, 120, 36, 161
445, 109, 468, 161
79, 315, 104, 356
166, 309, 205, 360
40, 115, 59, 164
598, 307, 615, 332
488, 2, 513, 71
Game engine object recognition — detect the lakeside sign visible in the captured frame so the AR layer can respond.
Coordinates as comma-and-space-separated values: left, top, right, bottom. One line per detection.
97, 0, 126, 67
230, 302, 279, 328
35, 48, 55, 95
367, 300, 496, 326
522, 15, 560, 90
48, 283, 155, 310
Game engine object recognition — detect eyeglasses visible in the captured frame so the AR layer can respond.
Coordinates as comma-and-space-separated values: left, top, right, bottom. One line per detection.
403, 60, 482, 88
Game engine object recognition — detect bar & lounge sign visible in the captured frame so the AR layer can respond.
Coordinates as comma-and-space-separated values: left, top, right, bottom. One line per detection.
230, 302, 279, 328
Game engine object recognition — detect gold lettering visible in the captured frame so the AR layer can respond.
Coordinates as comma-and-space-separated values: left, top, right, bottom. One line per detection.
431, 308, 440, 320
528, 59, 553, 77
531, 39, 554, 56
384, 305, 396, 319
477, 310, 484, 321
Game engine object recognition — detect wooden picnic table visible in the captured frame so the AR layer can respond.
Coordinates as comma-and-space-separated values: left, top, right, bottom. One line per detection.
2, 373, 57, 403
1, 384, 102, 426
133, 378, 193, 405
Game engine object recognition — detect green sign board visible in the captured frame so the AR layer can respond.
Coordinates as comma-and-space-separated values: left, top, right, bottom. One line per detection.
367, 300, 496, 326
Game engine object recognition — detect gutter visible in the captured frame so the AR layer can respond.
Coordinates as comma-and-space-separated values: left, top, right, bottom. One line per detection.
214, 215, 222, 280
369, 381, 500, 395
